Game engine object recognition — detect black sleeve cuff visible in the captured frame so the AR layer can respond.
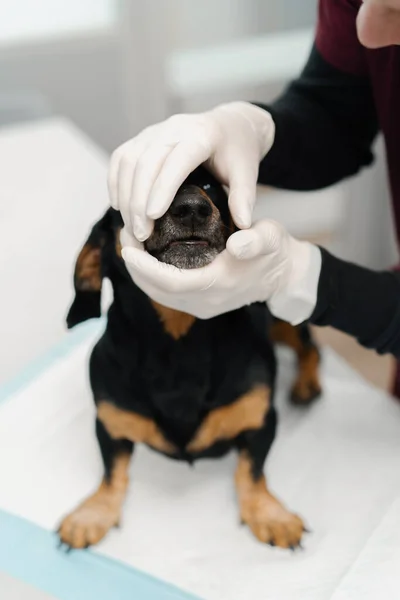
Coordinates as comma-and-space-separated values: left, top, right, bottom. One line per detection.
311, 248, 400, 358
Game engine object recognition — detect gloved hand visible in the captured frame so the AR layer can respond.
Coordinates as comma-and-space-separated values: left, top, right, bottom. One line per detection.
108, 102, 275, 241
121, 220, 322, 325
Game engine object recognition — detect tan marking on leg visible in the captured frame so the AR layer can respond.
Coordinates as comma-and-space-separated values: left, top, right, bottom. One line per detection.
270, 321, 321, 404
235, 452, 304, 548
291, 346, 322, 404
97, 401, 176, 454
151, 301, 196, 340
270, 320, 303, 352
187, 385, 270, 453
58, 451, 131, 548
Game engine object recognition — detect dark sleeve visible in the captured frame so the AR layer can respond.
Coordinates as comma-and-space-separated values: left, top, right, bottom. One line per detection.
255, 44, 379, 190
310, 248, 400, 358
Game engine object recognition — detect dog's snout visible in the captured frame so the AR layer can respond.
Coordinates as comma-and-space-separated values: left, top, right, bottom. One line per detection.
145, 180, 228, 269
169, 193, 212, 228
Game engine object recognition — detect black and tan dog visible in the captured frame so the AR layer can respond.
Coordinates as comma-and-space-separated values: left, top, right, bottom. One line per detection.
58, 166, 321, 550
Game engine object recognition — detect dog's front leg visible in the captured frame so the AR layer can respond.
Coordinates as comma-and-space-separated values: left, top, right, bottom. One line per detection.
58, 418, 133, 549
235, 407, 306, 549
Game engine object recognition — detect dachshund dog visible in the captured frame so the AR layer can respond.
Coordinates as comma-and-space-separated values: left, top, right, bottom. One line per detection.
58, 166, 321, 550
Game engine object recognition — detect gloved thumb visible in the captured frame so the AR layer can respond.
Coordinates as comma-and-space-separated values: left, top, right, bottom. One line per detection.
227, 219, 284, 260
120, 226, 143, 250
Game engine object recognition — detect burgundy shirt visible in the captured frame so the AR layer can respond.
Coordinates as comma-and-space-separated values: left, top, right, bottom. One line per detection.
256, 0, 400, 390
316, 0, 400, 240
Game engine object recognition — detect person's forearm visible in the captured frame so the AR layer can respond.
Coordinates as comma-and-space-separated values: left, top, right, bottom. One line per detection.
255, 44, 379, 190
311, 249, 400, 358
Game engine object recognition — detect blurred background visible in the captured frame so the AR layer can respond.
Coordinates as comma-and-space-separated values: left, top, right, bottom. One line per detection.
0, 0, 397, 387
0, 0, 318, 149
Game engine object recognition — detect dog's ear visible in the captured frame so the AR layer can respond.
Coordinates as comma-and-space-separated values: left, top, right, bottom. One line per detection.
66, 210, 113, 329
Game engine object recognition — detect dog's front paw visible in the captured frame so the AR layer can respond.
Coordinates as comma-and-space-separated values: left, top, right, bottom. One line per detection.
58, 495, 120, 549
291, 347, 322, 406
291, 378, 321, 405
241, 496, 305, 549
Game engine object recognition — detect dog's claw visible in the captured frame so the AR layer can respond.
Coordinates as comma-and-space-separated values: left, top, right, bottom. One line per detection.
56, 537, 71, 553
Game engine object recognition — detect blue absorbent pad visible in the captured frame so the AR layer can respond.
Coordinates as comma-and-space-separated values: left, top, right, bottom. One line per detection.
1, 321, 400, 599
0, 509, 199, 600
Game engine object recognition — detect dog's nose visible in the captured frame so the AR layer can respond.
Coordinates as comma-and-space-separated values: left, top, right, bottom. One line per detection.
169, 192, 213, 228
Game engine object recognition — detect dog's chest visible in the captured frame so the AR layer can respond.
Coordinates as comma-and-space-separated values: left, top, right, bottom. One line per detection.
141, 328, 213, 423
141, 314, 261, 421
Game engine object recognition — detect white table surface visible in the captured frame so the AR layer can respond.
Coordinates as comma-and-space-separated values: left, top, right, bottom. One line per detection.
1, 120, 400, 600
0, 117, 109, 384
1, 330, 400, 600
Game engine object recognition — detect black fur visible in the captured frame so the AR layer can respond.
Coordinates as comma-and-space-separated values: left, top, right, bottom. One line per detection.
83, 226, 277, 457
66, 166, 312, 492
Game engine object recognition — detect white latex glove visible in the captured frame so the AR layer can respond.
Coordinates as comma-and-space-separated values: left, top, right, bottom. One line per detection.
108, 102, 275, 241
121, 220, 322, 325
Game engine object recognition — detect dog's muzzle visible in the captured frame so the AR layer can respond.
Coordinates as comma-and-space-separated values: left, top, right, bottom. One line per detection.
144, 185, 227, 269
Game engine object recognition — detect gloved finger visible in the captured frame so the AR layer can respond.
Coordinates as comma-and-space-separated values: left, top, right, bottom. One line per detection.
129, 272, 195, 314
122, 245, 220, 294
120, 226, 143, 251
109, 137, 148, 227
131, 143, 176, 242
117, 157, 137, 235
227, 220, 284, 259
147, 141, 212, 220
108, 147, 124, 209
226, 157, 258, 229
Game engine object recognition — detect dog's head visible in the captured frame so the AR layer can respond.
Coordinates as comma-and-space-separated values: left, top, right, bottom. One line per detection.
67, 166, 234, 328
144, 168, 233, 269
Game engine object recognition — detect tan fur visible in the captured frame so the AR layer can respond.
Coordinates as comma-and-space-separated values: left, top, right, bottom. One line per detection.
151, 301, 196, 340
235, 453, 304, 548
270, 321, 303, 352
187, 385, 270, 453
115, 227, 122, 258
58, 452, 131, 548
270, 321, 321, 403
97, 401, 176, 454
292, 346, 321, 403
75, 244, 102, 291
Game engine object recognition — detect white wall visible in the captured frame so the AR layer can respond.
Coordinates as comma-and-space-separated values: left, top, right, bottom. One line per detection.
0, 35, 127, 151
0, 0, 116, 44
0, 0, 318, 150
333, 137, 398, 269
1, 0, 395, 269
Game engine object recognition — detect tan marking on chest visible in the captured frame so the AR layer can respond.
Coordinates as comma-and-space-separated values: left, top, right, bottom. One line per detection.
187, 385, 270, 453
151, 300, 195, 340
97, 401, 175, 453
